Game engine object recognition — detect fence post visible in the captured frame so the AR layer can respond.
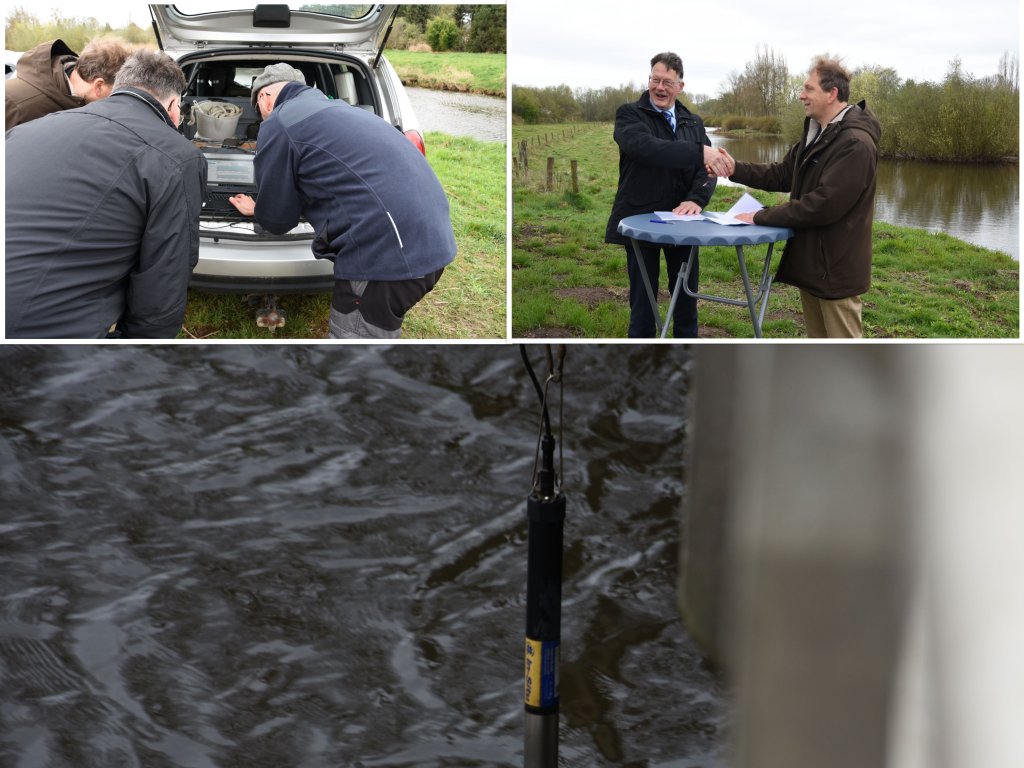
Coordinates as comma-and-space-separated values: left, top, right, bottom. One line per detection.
519, 140, 529, 176
546, 157, 554, 192
570, 160, 578, 195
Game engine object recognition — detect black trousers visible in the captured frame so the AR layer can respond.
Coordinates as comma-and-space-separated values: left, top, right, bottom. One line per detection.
625, 243, 699, 338
331, 267, 445, 332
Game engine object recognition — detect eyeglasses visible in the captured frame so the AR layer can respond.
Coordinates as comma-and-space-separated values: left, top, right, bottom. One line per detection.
649, 76, 680, 89
166, 96, 185, 128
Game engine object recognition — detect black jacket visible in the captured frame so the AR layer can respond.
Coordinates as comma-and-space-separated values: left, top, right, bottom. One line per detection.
605, 93, 715, 245
5, 88, 207, 338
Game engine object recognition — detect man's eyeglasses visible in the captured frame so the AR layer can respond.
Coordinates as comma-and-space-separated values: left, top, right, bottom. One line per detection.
649, 76, 679, 89
166, 96, 185, 128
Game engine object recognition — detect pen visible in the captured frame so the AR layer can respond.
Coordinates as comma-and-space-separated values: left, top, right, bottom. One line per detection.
648, 219, 668, 224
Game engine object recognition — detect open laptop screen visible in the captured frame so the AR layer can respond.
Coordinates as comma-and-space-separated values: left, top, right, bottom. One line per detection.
204, 153, 256, 186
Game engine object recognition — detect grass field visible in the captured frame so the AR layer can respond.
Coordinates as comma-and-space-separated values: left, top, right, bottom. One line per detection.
387, 50, 506, 96
511, 123, 1019, 339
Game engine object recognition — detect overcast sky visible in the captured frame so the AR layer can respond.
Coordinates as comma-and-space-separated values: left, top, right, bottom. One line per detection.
20, 2, 263, 29
16, 1, 1020, 97
509, 0, 1020, 97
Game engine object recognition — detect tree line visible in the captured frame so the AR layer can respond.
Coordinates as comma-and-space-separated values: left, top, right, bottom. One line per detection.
513, 48, 1019, 162
511, 82, 702, 125
391, 5, 505, 53
5, 5, 505, 56
5, 8, 153, 51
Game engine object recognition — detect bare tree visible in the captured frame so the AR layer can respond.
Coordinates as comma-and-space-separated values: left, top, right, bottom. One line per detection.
716, 46, 790, 117
997, 50, 1019, 93
744, 45, 789, 116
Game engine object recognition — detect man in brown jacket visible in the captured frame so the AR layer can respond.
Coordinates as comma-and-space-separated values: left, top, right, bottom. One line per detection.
6, 38, 131, 128
718, 57, 881, 337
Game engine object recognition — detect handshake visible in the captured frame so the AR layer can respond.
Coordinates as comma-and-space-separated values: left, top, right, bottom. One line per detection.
703, 146, 736, 178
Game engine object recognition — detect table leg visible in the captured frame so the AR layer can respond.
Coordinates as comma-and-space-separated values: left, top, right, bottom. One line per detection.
662, 245, 698, 339
631, 234, 782, 339
735, 245, 762, 338
755, 243, 777, 330
629, 238, 663, 337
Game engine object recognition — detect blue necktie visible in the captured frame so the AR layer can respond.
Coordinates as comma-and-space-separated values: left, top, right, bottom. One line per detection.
663, 109, 676, 133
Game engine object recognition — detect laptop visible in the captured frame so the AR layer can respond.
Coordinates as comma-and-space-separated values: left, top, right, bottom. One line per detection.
201, 150, 258, 220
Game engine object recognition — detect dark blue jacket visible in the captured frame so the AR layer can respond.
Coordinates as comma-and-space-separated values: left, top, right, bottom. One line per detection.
254, 82, 457, 281
605, 93, 715, 245
5, 88, 206, 338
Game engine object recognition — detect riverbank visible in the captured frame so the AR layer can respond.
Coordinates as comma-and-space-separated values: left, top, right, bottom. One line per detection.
511, 124, 1018, 339
387, 50, 506, 96
708, 125, 1020, 162
711, 135, 1019, 259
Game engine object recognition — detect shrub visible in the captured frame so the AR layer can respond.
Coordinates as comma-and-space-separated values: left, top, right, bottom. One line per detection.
721, 115, 747, 131
749, 115, 781, 133
425, 17, 459, 52
388, 17, 423, 51
511, 87, 541, 124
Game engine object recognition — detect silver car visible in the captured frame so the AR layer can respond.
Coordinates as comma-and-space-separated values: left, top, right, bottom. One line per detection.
149, 4, 424, 294
5, 50, 21, 79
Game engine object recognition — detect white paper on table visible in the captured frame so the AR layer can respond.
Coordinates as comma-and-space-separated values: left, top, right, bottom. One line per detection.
728, 192, 765, 217
703, 192, 765, 225
654, 192, 765, 225
652, 211, 704, 222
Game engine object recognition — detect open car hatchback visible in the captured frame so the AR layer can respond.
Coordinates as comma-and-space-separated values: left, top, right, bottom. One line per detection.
149, 3, 423, 294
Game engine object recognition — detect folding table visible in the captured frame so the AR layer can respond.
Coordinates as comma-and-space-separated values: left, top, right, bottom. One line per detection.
617, 215, 794, 338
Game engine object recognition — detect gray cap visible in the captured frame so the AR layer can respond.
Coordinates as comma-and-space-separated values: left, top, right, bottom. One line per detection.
250, 62, 306, 109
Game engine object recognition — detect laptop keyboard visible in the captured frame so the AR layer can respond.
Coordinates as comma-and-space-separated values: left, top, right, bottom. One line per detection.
203, 190, 258, 219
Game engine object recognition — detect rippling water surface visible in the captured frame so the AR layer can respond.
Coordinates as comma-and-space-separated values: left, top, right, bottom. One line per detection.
407, 87, 506, 143
0, 345, 727, 767
710, 130, 1020, 259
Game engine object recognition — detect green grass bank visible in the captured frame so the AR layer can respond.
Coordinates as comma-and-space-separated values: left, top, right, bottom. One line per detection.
511, 123, 1019, 339
388, 50, 506, 96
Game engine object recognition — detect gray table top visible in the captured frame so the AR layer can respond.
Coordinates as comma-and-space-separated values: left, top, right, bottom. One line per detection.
618, 214, 794, 247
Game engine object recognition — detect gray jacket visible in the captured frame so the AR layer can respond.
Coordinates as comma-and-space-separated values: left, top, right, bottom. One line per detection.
5, 88, 207, 338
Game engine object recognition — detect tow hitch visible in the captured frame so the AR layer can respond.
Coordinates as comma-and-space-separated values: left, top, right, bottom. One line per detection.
248, 294, 287, 332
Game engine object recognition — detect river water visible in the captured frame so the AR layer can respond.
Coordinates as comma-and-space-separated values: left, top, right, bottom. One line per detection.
0, 345, 728, 768
709, 132, 1020, 260
407, 87, 506, 143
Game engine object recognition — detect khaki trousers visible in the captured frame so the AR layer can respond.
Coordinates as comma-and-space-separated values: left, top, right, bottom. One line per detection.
800, 290, 863, 338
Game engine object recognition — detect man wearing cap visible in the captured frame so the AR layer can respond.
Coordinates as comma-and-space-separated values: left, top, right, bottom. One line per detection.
228, 62, 457, 339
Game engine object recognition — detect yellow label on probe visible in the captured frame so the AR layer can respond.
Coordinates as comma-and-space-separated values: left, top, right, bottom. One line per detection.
524, 637, 559, 708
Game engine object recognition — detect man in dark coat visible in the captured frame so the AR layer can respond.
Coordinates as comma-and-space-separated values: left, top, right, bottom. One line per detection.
605, 51, 728, 338
228, 63, 457, 339
6, 50, 206, 339
725, 57, 881, 337
5, 38, 131, 128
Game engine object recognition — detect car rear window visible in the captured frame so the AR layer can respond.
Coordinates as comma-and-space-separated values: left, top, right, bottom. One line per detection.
171, 4, 376, 20
231, 67, 264, 90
